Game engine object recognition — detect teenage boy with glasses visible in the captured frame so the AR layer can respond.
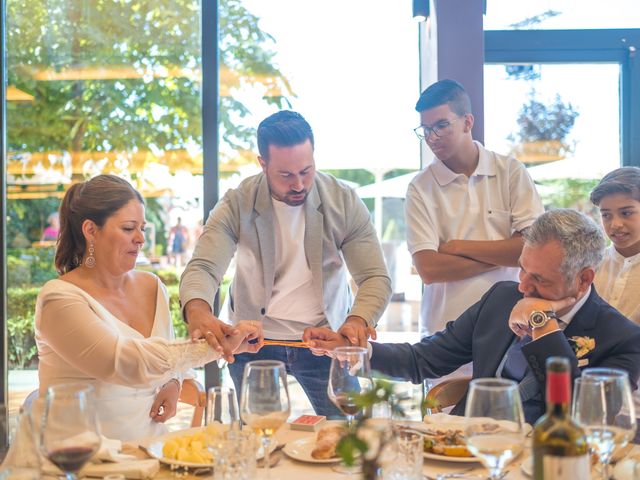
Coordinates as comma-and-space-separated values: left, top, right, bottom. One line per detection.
407, 79, 544, 352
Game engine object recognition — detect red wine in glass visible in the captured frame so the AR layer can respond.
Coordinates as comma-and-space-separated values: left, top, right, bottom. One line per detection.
48, 446, 97, 474
41, 384, 101, 480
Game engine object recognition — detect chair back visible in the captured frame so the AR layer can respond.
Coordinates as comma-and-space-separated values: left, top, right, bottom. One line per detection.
425, 376, 471, 413
179, 378, 206, 427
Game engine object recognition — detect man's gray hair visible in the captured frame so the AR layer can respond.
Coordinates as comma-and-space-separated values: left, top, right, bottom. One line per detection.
523, 209, 605, 280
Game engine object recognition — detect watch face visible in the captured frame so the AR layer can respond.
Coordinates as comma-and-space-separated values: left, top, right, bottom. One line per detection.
529, 311, 547, 328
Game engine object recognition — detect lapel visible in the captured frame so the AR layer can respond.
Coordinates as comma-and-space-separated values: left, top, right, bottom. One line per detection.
562, 288, 598, 339
254, 176, 276, 302
304, 181, 323, 301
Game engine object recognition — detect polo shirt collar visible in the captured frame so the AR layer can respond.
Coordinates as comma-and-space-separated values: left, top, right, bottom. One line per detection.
431, 141, 496, 187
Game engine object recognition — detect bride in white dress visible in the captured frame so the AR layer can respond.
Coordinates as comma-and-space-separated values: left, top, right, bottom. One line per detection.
35, 175, 263, 441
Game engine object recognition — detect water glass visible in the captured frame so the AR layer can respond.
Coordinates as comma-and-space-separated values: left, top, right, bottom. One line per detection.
574, 369, 636, 480
210, 429, 257, 480
464, 378, 525, 480
0, 405, 8, 463
379, 430, 423, 480
206, 386, 240, 429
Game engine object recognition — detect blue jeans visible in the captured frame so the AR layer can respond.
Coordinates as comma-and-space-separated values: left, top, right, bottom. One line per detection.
228, 344, 343, 418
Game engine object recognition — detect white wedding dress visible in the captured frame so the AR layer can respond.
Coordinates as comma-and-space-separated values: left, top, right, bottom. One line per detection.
35, 277, 216, 441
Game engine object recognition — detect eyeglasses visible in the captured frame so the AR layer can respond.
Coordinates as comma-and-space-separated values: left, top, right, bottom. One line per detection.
413, 117, 461, 140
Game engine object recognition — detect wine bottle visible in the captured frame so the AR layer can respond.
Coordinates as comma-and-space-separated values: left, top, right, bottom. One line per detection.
532, 357, 590, 479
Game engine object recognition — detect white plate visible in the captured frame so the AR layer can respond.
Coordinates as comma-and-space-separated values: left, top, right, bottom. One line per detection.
423, 451, 481, 463
283, 437, 342, 464
417, 419, 531, 464
521, 455, 533, 477
140, 426, 272, 469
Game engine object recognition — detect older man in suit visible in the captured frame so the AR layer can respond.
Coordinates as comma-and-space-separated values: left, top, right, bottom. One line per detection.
304, 209, 640, 423
180, 110, 392, 416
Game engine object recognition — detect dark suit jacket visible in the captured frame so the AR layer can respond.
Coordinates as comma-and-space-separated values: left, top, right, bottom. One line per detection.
371, 281, 640, 423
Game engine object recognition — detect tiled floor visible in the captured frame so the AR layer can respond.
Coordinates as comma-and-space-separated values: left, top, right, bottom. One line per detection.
7, 299, 423, 431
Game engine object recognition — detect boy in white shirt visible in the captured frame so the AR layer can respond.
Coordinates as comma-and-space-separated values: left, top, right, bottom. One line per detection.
591, 166, 640, 324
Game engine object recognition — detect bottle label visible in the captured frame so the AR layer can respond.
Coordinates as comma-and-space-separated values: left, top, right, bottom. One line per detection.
547, 371, 570, 404
543, 454, 590, 479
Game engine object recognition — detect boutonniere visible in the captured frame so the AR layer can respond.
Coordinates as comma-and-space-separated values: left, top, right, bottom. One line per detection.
568, 336, 596, 358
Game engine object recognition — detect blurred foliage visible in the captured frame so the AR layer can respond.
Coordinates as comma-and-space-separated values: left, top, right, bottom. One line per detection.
6, 0, 293, 164
6, 287, 39, 369
538, 178, 600, 218
509, 92, 579, 161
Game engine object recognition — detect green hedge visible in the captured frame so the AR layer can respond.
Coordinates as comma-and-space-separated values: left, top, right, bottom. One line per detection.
6, 272, 231, 370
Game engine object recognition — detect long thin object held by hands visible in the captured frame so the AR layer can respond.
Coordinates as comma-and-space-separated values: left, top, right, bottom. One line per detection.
263, 340, 310, 348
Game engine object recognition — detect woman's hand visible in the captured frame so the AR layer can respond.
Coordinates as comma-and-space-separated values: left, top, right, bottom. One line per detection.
225, 321, 264, 360
150, 379, 180, 423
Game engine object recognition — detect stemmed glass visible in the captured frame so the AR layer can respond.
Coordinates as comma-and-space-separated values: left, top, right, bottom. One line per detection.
40, 383, 101, 480
464, 378, 526, 480
240, 360, 290, 480
206, 386, 240, 429
573, 368, 636, 480
327, 346, 373, 430
327, 346, 374, 475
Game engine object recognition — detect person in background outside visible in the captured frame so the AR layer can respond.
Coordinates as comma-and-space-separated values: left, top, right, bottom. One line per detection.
590, 166, 640, 324
180, 110, 392, 416
35, 174, 262, 441
168, 216, 189, 267
41, 212, 60, 242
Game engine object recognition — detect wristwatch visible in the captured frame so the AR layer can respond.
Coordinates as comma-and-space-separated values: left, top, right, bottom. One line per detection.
528, 310, 559, 329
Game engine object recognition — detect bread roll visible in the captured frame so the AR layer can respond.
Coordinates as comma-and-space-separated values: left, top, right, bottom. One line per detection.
311, 425, 345, 459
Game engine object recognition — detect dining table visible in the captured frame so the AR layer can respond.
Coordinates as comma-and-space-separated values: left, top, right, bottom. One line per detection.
124, 422, 554, 480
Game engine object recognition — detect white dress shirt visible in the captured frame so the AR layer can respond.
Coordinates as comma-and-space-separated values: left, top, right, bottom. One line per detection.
595, 246, 640, 324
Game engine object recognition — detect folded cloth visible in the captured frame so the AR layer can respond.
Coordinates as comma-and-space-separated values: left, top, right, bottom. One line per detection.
43, 458, 160, 479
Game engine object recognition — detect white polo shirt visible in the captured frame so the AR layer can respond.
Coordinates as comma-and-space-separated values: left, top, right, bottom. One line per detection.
406, 141, 544, 337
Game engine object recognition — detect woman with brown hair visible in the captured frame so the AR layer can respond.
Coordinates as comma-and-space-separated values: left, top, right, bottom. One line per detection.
35, 174, 263, 440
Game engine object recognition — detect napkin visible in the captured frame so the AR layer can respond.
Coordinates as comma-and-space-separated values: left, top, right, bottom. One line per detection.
95, 436, 137, 463
613, 459, 637, 480
43, 458, 160, 479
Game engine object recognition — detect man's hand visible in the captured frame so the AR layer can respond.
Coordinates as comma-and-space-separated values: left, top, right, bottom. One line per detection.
508, 296, 577, 339
438, 239, 463, 257
302, 327, 350, 356
184, 299, 238, 362
337, 316, 376, 348
225, 320, 264, 360
150, 379, 180, 423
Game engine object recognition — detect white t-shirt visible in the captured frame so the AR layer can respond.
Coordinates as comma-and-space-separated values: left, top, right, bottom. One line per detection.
594, 246, 640, 324
262, 199, 326, 339
406, 141, 544, 336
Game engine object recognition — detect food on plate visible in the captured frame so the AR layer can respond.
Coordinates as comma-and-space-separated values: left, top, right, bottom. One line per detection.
311, 424, 346, 460
161, 425, 223, 464
422, 428, 473, 457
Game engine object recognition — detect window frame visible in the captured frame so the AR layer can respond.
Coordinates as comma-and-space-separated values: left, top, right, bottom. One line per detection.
485, 28, 640, 167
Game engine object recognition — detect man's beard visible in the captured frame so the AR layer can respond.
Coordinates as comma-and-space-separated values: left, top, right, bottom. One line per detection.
267, 179, 308, 206
281, 190, 308, 206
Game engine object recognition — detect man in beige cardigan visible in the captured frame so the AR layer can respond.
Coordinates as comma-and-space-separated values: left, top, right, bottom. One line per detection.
180, 110, 391, 415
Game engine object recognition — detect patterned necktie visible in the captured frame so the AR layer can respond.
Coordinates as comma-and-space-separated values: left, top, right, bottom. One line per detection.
501, 335, 532, 382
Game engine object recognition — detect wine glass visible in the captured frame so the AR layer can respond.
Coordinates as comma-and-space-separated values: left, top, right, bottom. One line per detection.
327, 346, 373, 430
574, 368, 636, 479
464, 378, 525, 480
40, 383, 101, 480
240, 360, 290, 480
